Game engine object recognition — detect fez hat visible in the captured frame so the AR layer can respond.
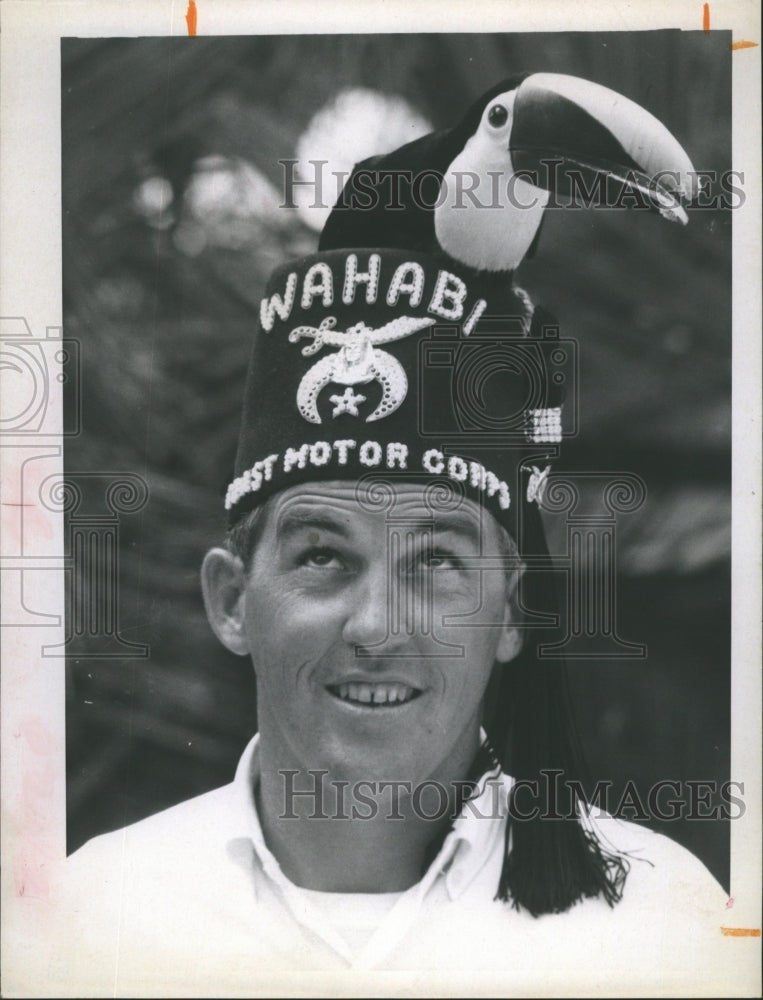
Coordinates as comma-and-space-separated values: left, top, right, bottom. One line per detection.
225, 248, 566, 546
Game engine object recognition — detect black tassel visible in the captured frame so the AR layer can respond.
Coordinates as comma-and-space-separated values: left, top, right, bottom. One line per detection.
487, 499, 630, 917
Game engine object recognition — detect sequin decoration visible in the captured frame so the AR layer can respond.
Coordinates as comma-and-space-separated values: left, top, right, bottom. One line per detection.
526, 407, 562, 443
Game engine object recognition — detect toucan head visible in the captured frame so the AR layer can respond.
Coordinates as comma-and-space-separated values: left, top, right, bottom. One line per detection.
452, 73, 697, 205
434, 72, 698, 272
319, 72, 698, 275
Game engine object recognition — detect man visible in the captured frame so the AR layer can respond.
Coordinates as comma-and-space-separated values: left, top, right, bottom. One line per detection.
57, 247, 731, 991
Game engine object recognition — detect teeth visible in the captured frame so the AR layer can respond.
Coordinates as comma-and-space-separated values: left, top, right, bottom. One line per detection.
332, 682, 417, 706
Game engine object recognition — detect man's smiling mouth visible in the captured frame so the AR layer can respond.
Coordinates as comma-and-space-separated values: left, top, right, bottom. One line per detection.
326, 682, 422, 707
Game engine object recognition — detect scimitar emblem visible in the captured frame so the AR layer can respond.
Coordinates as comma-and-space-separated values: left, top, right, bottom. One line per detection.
288, 315, 435, 424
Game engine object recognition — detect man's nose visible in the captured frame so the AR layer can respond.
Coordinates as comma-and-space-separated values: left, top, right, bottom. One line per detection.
341, 560, 419, 652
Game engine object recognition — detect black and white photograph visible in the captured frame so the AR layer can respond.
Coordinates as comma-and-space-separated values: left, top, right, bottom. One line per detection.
1, 2, 760, 996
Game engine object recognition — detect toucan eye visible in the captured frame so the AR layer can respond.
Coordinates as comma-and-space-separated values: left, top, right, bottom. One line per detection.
487, 104, 509, 128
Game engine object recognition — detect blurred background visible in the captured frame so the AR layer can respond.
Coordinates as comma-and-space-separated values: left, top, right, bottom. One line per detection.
62, 32, 732, 887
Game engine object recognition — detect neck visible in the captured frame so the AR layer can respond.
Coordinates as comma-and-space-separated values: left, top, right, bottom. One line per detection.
255, 728, 482, 893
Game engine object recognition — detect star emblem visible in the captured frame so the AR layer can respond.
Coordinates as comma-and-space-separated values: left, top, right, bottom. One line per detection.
289, 315, 434, 424
329, 386, 366, 417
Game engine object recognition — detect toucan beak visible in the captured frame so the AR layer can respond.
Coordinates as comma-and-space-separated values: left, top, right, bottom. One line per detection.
509, 73, 698, 223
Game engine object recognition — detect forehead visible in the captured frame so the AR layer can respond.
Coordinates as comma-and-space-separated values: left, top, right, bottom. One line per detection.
266, 480, 501, 544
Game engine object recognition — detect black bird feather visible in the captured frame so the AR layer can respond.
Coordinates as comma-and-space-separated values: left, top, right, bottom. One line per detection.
319, 76, 529, 265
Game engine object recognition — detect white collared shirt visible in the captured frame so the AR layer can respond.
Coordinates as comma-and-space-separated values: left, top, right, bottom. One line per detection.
50, 734, 739, 995
235, 734, 510, 969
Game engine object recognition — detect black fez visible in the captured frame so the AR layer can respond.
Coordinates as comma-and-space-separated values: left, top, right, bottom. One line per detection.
226, 248, 568, 536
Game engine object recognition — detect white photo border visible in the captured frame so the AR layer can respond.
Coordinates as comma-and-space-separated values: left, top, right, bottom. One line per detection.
1, 1, 760, 996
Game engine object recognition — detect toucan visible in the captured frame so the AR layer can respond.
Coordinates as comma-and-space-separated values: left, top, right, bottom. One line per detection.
319, 73, 698, 274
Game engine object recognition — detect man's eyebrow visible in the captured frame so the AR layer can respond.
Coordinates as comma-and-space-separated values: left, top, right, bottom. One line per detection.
398, 512, 484, 546
275, 509, 352, 540
434, 514, 483, 545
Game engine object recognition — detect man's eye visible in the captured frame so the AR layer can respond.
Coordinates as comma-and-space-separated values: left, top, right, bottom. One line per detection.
425, 555, 449, 569
301, 547, 342, 569
409, 551, 462, 573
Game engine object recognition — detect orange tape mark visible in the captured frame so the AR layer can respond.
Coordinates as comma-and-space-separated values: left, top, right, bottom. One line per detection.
703, 3, 710, 30
186, 0, 197, 36
731, 40, 759, 49
720, 927, 761, 937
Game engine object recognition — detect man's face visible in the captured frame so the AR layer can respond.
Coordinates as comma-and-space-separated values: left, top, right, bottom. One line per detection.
208, 480, 522, 785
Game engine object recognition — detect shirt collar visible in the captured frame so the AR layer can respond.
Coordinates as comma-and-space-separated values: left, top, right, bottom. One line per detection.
231, 733, 285, 884
441, 734, 513, 899
229, 731, 512, 901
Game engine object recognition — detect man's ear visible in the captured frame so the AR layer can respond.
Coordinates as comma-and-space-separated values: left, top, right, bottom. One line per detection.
496, 565, 524, 664
200, 547, 250, 656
